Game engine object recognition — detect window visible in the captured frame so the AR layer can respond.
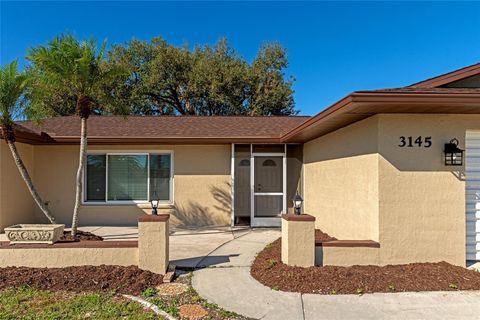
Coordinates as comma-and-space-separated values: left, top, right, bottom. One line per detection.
85, 153, 172, 203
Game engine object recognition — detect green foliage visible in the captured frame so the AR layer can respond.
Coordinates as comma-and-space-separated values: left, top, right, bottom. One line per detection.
0, 60, 27, 128
104, 36, 297, 116
25, 34, 129, 119
449, 283, 458, 289
388, 284, 396, 291
266, 258, 278, 270
356, 288, 364, 295
150, 297, 179, 316
0, 286, 156, 319
141, 287, 157, 298
23, 34, 296, 117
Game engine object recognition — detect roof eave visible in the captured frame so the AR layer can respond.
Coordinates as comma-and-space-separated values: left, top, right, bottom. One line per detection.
407, 63, 480, 88
281, 91, 480, 143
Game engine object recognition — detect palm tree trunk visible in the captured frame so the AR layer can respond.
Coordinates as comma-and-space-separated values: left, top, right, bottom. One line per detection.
6, 140, 56, 224
71, 117, 87, 236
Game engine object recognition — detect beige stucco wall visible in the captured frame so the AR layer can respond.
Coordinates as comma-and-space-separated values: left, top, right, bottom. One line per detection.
138, 218, 169, 274
0, 143, 36, 231
0, 247, 138, 268
32, 144, 231, 227
281, 216, 315, 267
303, 116, 380, 241
316, 246, 380, 266
377, 114, 480, 266
305, 113, 480, 266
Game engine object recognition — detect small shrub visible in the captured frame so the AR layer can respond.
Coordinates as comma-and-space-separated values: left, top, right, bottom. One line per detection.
266, 259, 278, 270
141, 287, 157, 298
329, 289, 337, 295
449, 283, 458, 289
356, 288, 364, 295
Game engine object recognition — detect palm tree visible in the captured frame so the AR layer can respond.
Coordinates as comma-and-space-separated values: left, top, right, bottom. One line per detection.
26, 35, 127, 236
0, 61, 56, 224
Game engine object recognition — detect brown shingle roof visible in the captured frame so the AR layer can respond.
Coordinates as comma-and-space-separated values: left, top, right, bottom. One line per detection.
15, 115, 310, 144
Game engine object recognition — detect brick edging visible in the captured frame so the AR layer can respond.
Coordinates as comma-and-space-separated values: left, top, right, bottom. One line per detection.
0, 240, 138, 249
138, 214, 170, 222
315, 240, 380, 248
281, 214, 315, 222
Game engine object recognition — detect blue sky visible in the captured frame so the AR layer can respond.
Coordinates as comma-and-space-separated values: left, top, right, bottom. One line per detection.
1, 1, 480, 116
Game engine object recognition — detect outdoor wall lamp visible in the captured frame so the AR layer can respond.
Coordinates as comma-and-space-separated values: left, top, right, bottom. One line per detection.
292, 193, 304, 215
444, 138, 464, 166
150, 193, 160, 215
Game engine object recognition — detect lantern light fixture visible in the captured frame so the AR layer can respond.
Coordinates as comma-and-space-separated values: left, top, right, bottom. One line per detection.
292, 193, 304, 215
444, 138, 464, 166
150, 192, 160, 215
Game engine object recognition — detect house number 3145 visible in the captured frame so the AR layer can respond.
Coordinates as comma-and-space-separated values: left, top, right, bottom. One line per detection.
398, 136, 432, 148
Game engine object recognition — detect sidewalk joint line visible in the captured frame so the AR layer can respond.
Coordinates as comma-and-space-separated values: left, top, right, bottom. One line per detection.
194, 228, 253, 269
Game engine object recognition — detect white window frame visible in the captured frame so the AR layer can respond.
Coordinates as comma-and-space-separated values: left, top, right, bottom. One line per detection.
83, 150, 174, 205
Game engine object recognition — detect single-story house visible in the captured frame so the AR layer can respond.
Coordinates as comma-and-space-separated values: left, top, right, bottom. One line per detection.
1, 63, 480, 266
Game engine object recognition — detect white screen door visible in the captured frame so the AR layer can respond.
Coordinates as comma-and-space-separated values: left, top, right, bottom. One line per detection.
251, 154, 285, 227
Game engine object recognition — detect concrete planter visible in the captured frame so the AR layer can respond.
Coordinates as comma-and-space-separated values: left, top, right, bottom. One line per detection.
5, 224, 65, 244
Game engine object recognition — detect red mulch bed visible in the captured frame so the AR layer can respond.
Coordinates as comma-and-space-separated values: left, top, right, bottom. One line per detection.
251, 238, 480, 294
315, 229, 337, 242
0, 265, 162, 295
59, 230, 104, 242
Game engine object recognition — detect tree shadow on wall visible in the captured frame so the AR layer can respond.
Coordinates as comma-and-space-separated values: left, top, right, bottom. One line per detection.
173, 182, 232, 228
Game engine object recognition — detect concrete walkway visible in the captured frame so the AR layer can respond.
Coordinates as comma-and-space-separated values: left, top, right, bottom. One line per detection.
192, 230, 480, 320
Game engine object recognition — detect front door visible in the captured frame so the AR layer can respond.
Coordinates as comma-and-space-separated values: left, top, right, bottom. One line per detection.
251, 154, 285, 227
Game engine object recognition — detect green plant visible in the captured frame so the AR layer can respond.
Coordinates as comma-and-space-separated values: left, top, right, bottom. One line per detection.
141, 287, 157, 298
202, 301, 219, 309
150, 298, 178, 316
388, 284, 396, 291
449, 283, 458, 289
266, 258, 278, 270
272, 286, 280, 291
218, 308, 238, 318
329, 289, 337, 295
356, 288, 364, 295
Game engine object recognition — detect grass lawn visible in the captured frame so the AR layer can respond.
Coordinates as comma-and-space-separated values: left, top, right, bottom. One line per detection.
0, 286, 158, 319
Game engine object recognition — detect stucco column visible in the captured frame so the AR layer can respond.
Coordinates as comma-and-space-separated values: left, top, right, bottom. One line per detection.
281, 214, 315, 267
138, 214, 169, 274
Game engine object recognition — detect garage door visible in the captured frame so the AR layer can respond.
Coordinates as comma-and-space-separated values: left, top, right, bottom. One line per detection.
466, 131, 480, 261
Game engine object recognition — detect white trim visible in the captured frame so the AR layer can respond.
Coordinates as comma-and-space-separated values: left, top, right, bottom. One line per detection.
251, 152, 286, 157
230, 143, 235, 227
253, 192, 283, 196
250, 144, 254, 225
283, 144, 287, 213
82, 150, 174, 206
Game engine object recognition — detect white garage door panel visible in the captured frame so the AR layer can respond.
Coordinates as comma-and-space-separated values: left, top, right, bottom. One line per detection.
466, 131, 480, 261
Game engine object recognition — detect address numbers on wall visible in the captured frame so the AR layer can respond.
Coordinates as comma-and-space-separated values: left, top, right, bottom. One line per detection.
398, 136, 432, 148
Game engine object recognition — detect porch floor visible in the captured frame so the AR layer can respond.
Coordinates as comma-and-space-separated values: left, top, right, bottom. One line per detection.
0, 225, 255, 269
